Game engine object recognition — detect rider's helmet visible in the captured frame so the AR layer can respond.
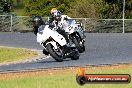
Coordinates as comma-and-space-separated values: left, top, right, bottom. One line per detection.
52, 10, 62, 21
51, 8, 57, 13
32, 16, 44, 28
51, 8, 58, 16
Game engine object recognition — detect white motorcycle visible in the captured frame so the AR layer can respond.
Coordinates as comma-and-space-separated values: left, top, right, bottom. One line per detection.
37, 24, 79, 62
63, 19, 85, 53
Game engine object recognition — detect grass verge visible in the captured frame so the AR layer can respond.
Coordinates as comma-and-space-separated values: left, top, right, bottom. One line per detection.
0, 46, 38, 63
0, 64, 131, 88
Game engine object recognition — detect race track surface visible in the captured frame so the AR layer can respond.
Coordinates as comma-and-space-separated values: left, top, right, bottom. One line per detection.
0, 32, 132, 72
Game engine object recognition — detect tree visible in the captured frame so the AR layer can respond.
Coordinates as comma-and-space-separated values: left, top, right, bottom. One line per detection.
68, 0, 123, 19
23, 0, 124, 19
100, 0, 123, 19
0, 0, 13, 14
68, 0, 103, 18
24, 0, 74, 16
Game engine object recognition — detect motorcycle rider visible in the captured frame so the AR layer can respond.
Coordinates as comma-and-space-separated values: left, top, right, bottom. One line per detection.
49, 8, 71, 28
48, 8, 58, 25
32, 16, 50, 55
32, 15, 73, 55
49, 9, 86, 53
32, 16, 45, 35
32, 15, 73, 56
49, 8, 76, 54
49, 8, 71, 44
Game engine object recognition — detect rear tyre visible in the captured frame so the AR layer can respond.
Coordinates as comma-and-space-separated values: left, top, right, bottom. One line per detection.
71, 51, 79, 60
42, 49, 49, 55
46, 43, 63, 62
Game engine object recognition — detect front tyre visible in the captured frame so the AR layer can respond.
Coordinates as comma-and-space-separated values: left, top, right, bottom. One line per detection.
72, 36, 84, 53
46, 43, 63, 62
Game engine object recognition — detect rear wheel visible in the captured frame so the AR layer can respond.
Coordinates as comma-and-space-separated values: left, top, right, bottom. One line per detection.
42, 49, 49, 55
71, 50, 79, 60
46, 43, 64, 62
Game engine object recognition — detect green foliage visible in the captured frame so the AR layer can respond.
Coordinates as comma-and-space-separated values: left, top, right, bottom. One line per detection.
0, 0, 3, 13
0, 0, 13, 14
22, 0, 131, 19
58, 0, 122, 19
125, 0, 132, 19
100, 0, 123, 19
1, 0, 130, 19
68, 0, 103, 18
24, 0, 74, 16
64, 0, 124, 19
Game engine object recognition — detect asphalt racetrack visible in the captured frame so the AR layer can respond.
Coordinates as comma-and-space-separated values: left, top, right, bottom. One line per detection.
0, 32, 132, 72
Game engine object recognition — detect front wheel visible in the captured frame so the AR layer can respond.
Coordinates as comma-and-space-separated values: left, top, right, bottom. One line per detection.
72, 36, 85, 53
46, 43, 64, 62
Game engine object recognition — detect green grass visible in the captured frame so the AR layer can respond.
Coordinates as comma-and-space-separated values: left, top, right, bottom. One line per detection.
0, 66, 131, 88
0, 46, 38, 63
